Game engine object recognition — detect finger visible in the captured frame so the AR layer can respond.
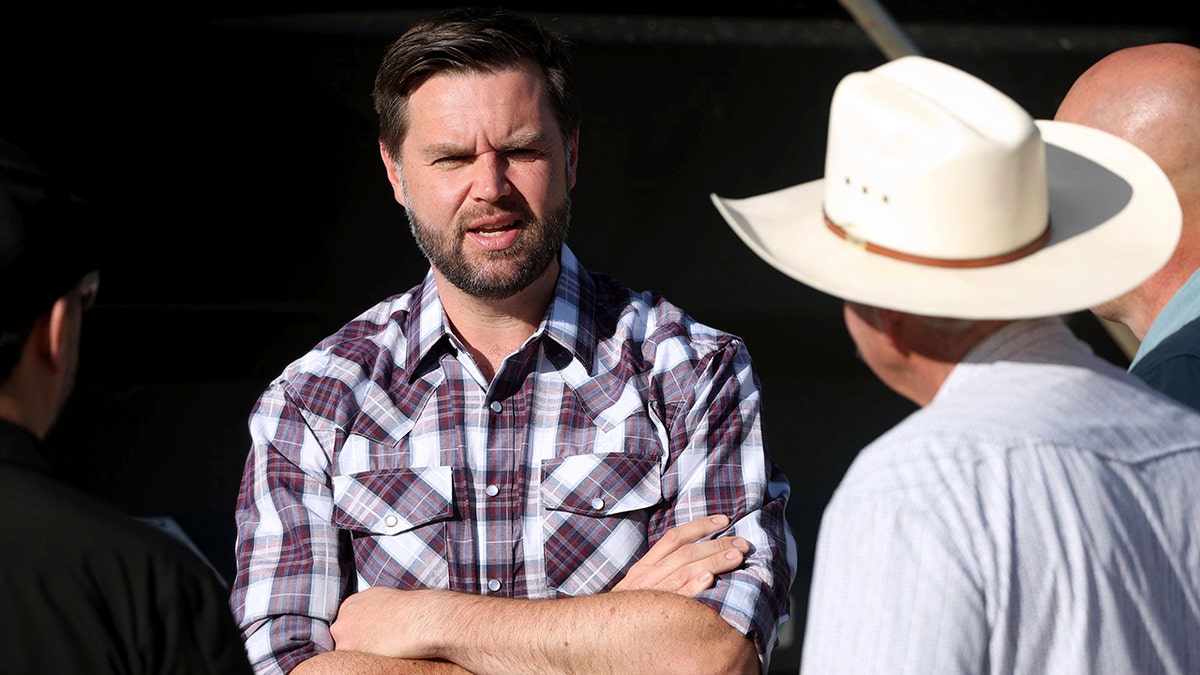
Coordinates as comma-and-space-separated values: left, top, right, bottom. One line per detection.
701, 537, 749, 575
640, 537, 749, 593
676, 570, 716, 597
655, 532, 748, 570
642, 514, 732, 565
661, 543, 749, 596
674, 539, 748, 583
613, 517, 741, 592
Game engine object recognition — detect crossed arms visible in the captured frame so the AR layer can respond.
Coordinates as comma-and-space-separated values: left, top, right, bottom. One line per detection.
233, 329, 796, 674
292, 516, 760, 674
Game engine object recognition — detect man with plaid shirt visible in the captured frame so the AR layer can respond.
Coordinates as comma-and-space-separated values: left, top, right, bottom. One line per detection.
230, 8, 796, 675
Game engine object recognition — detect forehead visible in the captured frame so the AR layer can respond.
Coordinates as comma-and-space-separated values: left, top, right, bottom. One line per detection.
404, 61, 559, 148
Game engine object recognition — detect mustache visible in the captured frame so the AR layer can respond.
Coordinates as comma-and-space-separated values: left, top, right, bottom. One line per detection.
456, 200, 536, 230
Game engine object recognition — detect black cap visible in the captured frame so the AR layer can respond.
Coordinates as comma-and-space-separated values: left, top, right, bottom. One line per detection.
0, 137, 101, 330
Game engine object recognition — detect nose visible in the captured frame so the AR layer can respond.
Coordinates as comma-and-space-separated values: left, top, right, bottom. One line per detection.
470, 152, 511, 203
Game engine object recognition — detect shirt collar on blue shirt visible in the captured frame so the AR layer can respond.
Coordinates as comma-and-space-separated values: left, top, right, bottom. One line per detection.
1130, 267, 1200, 368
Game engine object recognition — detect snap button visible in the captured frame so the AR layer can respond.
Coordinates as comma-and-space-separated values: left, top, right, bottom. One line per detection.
486, 484, 499, 497
487, 579, 502, 592
489, 401, 502, 413
384, 514, 398, 528
591, 497, 605, 510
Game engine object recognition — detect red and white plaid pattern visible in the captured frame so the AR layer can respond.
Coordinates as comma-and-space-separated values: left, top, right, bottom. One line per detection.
231, 246, 797, 674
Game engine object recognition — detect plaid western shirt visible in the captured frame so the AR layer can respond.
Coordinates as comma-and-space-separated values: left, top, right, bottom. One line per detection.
230, 246, 797, 674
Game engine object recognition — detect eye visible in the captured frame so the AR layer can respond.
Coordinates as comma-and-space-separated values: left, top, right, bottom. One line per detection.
505, 148, 542, 161
434, 155, 471, 167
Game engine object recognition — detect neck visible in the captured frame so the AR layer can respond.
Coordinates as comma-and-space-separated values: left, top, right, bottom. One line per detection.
895, 357, 957, 407
1120, 263, 1197, 341
892, 318, 1007, 407
0, 377, 54, 441
435, 260, 560, 381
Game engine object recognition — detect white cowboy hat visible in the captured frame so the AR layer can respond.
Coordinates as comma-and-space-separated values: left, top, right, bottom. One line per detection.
711, 55, 1181, 319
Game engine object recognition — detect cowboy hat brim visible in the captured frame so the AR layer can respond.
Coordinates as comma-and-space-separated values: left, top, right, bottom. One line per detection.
711, 120, 1181, 319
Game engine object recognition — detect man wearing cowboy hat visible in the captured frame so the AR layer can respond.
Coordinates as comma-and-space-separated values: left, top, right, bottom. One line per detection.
712, 56, 1200, 674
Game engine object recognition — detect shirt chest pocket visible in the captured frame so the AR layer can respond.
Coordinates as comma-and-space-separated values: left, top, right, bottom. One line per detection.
331, 466, 454, 535
540, 454, 664, 595
331, 466, 456, 590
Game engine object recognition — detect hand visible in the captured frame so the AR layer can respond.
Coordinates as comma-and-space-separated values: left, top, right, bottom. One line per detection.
330, 586, 437, 659
612, 515, 749, 596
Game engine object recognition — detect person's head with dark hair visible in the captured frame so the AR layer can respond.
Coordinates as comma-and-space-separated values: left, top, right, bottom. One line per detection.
0, 136, 99, 435
371, 7, 582, 305
0, 138, 254, 675
372, 7, 580, 162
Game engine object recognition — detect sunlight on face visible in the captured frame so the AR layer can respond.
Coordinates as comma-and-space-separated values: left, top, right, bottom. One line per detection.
395, 62, 576, 299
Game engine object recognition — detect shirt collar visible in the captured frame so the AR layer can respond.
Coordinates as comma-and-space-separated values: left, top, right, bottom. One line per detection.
1130, 267, 1200, 368
402, 269, 456, 382
933, 317, 1082, 402
402, 245, 598, 380
543, 245, 598, 376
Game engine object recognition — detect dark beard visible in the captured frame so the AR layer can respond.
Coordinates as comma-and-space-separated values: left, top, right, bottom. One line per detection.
407, 193, 571, 300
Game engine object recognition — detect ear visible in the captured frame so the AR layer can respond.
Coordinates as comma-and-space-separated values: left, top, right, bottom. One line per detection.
876, 308, 910, 355
566, 130, 580, 189
32, 296, 72, 372
379, 141, 407, 207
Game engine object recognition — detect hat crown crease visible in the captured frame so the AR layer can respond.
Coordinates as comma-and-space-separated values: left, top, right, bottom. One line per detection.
823, 57, 1049, 262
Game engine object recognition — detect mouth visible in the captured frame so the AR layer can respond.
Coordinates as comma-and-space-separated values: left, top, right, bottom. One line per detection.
465, 209, 524, 230
464, 215, 524, 251
468, 219, 520, 236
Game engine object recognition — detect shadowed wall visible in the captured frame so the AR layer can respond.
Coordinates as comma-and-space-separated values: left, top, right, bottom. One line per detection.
3, 5, 1193, 671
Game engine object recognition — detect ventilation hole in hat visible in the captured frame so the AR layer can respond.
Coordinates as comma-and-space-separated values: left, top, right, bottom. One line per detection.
844, 177, 851, 186
861, 185, 868, 195
882, 195, 889, 204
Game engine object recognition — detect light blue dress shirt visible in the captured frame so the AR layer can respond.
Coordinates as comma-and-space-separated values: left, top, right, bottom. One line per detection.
1128, 268, 1200, 411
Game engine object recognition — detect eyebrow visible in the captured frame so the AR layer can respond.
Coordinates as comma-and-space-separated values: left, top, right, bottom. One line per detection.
419, 131, 549, 160
497, 131, 548, 151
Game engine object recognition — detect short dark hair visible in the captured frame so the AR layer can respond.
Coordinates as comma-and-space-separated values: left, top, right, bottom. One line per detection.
372, 7, 581, 161
0, 328, 31, 381
0, 138, 99, 380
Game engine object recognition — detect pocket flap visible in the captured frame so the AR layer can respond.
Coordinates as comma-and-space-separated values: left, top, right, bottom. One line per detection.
332, 466, 454, 536
541, 454, 662, 516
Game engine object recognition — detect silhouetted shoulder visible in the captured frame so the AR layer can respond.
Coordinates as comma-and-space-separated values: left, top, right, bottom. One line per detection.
0, 464, 253, 674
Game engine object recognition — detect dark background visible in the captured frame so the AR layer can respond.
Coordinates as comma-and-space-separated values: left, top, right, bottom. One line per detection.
4, 3, 1196, 671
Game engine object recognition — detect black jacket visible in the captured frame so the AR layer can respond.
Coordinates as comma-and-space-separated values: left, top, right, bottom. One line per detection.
0, 419, 253, 675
